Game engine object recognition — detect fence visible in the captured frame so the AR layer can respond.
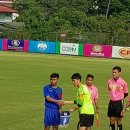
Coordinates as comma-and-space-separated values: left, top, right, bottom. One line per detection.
1, 31, 130, 46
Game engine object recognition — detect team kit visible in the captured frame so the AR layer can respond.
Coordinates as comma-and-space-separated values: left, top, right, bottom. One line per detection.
43, 66, 129, 130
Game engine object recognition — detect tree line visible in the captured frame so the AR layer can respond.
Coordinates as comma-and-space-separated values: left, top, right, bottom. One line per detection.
4, 0, 130, 46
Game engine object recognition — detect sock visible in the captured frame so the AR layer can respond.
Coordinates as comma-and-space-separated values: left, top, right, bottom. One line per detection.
110, 124, 115, 130
117, 124, 122, 130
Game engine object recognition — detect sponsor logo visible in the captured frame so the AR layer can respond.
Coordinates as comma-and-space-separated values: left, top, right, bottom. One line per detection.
48, 88, 53, 92
62, 45, 76, 52
37, 42, 48, 51
90, 52, 104, 56
92, 45, 103, 53
119, 48, 130, 58
90, 45, 104, 57
109, 85, 123, 91
11, 40, 20, 47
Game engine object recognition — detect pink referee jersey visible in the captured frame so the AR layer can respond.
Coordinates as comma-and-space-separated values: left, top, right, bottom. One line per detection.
108, 77, 128, 101
86, 85, 98, 103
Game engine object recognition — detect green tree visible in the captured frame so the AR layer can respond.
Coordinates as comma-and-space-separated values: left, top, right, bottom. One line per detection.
13, 0, 48, 39
5, 0, 129, 45
39, 0, 89, 19
95, 0, 130, 16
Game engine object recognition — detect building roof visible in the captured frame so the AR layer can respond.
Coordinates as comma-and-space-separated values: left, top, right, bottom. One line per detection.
0, 5, 17, 12
0, 0, 13, 2
0, 22, 25, 31
0, 0, 16, 13
0, 3, 12, 7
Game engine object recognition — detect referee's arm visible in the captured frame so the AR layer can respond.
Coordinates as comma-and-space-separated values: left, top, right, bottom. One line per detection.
124, 93, 128, 98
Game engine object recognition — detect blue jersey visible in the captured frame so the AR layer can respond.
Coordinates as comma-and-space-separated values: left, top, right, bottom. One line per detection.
43, 84, 62, 109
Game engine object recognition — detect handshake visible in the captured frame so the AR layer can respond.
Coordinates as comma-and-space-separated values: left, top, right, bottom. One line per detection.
57, 100, 79, 113
57, 100, 74, 106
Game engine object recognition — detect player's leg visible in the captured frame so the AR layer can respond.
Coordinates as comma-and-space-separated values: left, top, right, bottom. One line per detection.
116, 117, 122, 130
79, 127, 87, 130
116, 100, 124, 130
44, 126, 50, 130
108, 101, 115, 130
78, 114, 86, 130
86, 127, 91, 130
77, 123, 90, 130
77, 123, 88, 130
53, 125, 58, 130
44, 107, 54, 130
53, 109, 60, 130
78, 114, 94, 130
79, 127, 91, 130
110, 117, 116, 130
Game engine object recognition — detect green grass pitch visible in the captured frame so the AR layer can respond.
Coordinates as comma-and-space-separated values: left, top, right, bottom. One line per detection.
0, 51, 130, 130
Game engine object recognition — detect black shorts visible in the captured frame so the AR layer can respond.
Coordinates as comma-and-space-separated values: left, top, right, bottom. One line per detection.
78, 114, 94, 128
107, 100, 124, 118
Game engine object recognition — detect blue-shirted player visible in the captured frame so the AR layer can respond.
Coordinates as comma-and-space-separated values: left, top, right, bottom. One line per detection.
43, 73, 63, 130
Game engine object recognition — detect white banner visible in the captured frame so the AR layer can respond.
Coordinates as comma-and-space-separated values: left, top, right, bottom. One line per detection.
60, 43, 79, 55
112, 46, 130, 59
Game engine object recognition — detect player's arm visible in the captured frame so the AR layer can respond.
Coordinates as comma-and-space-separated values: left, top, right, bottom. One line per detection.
44, 87, 64, 105
63, 100, 75, 104
124, 101, 130, 111
94, 98, 99, 114
121, 98, 130, 116
63, 99, 83, 108
94, 88, 99, 113
108, 84, 110, 91
45, 96, 63, 104
124, 93, 128, 98
121, 82, 129, 116
59, 90, 63, 112
69, 106, 79, 113
59, 105, 62, 114
123, 82, 128, 99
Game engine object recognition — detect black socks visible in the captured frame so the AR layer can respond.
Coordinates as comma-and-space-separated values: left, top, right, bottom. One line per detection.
117, 124, 122, 130
109, 124, 122, 130
110, 124, 115, 130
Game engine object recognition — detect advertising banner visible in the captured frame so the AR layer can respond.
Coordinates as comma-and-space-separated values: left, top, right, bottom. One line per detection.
60, 42, 83, 55
0, 39, 2, 50
83, 44, 112, 58
29, 40, 56, 54
8, 39, 24, 51
112, 46, 130, 59
2, 39, 29, 52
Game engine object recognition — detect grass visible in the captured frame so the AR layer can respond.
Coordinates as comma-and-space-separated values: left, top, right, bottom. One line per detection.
0, 51, 130, 130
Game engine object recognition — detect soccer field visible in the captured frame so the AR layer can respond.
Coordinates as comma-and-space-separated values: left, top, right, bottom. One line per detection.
0, 51, 130, 130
